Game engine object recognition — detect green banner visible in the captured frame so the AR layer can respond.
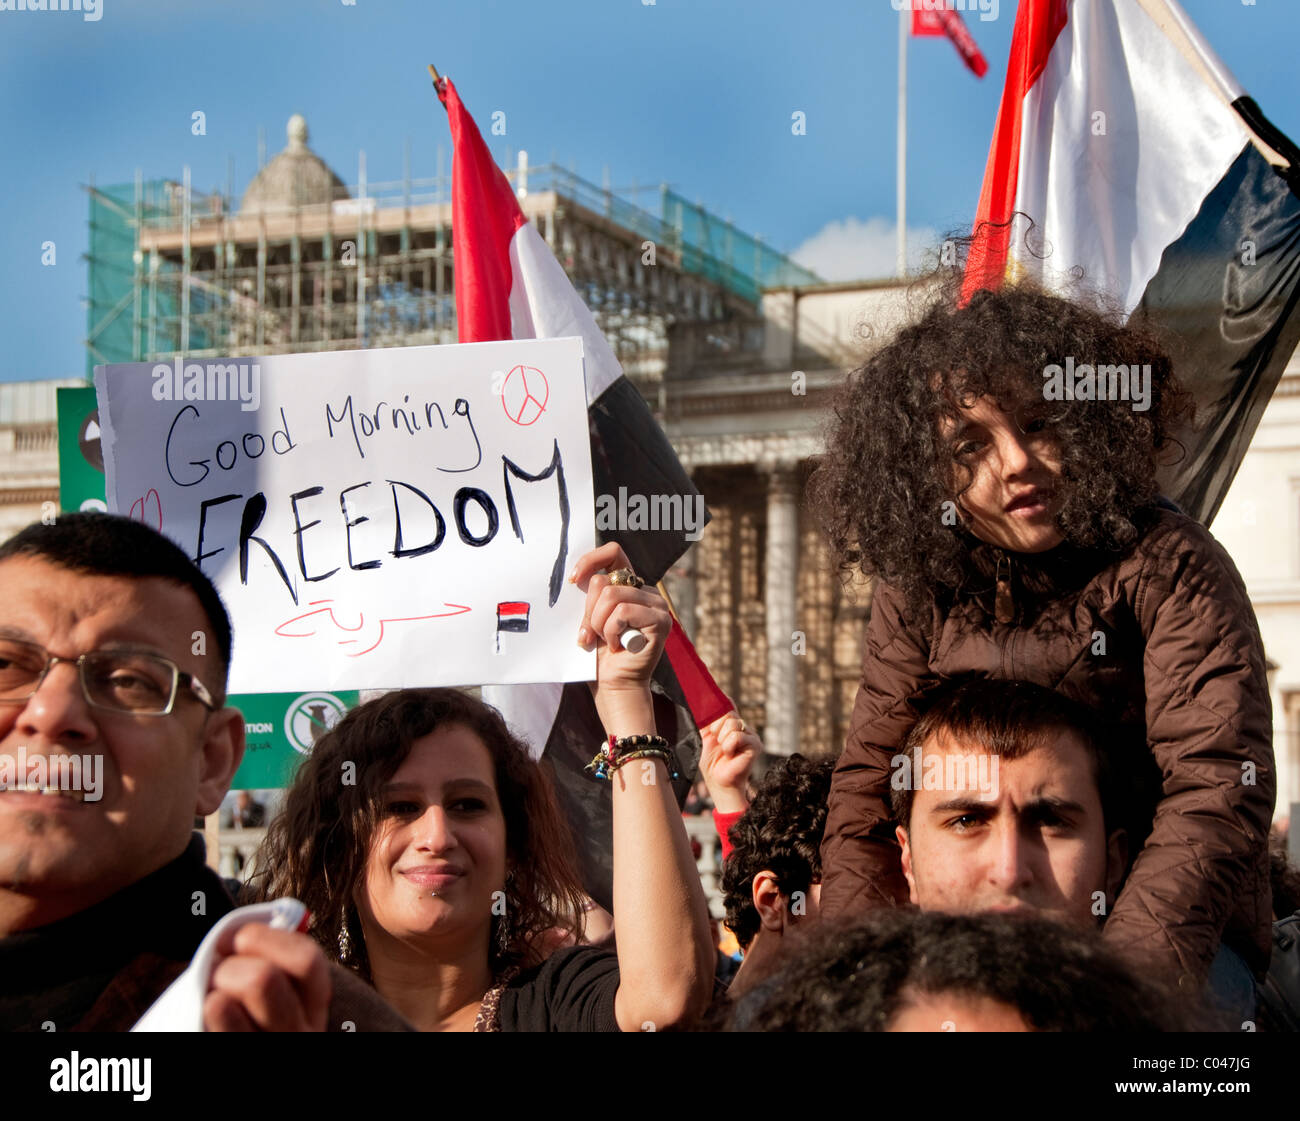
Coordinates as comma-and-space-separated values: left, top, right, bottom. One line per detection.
56, 386, 108, 514
231, 690, 360, 789
57, 386, 360, 790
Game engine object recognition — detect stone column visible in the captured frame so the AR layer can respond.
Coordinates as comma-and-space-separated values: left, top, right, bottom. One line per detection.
667, 538, 699, 639
763, 463, 800, 756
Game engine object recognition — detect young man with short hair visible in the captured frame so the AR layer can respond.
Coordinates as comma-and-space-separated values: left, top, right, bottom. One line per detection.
891, 677, 1263, 1020
890, 679, 1129, 929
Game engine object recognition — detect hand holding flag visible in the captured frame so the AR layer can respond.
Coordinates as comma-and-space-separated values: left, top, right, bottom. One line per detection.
571, 542, 670, 700
699, 711, 760, 815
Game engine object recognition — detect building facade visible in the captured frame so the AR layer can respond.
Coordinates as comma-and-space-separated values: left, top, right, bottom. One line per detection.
0, 379, 82, 540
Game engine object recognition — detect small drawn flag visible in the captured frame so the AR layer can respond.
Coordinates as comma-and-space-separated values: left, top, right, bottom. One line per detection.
496, 601, 530, 634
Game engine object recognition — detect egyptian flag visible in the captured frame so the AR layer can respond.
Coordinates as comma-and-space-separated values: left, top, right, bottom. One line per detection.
961, 0, 1300, 525
912, 5, 989, 78
496, 601, 529, 633
434, 76, 730, 911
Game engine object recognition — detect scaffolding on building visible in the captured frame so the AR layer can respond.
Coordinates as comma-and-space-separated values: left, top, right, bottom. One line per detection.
84, 135, 821, 399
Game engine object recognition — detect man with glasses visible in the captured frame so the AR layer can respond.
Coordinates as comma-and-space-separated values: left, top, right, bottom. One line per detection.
0, 513, 410, 1031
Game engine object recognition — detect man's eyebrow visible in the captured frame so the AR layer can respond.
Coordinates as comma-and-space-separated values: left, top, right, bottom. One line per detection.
0, 626, 171, 657
1023, 796, 1088, 817
93, 640, 175, 657
928, 795, 1089, 817
929, 796, 993, 815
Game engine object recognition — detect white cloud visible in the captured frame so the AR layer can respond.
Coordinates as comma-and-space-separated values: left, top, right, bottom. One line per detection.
791, 215, 940, 282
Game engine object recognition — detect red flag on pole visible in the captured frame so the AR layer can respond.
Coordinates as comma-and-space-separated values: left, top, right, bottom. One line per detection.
912, 5, 989, 78
664, 619, 733, 729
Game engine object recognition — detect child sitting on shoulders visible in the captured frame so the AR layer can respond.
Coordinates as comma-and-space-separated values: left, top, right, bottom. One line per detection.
812, 279, 1274, 1012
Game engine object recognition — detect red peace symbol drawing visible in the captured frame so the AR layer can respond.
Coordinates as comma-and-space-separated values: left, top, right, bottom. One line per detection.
501, 365, 549, 426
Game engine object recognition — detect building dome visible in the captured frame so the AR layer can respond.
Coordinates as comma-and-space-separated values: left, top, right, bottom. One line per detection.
239, 115, 350, 214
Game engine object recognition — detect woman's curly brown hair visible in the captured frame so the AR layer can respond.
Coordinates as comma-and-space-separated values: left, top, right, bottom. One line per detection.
248, 688, 587, 982
809, 268, 1196, 616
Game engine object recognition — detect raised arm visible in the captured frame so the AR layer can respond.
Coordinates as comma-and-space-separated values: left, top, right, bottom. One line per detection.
820, 578, 935, 917
573, 544, 715, 1031
699, 711, 761, 861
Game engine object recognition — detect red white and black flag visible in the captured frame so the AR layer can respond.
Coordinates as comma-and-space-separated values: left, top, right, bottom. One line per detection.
962, 0, 1300, 525
434, 76, 729, 910
496, 601, 530, 634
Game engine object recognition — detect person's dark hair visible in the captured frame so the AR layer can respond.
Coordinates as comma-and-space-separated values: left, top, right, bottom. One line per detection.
0, 512, 233, 698
722, 754, 834, 950
249, 688, 587, 980
726, 909, 1205, 1031
889, 678, 1120, 834
808, 268, 1195, 617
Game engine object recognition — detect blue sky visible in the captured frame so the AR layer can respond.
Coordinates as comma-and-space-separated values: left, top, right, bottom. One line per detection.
1, 0, 1296, 383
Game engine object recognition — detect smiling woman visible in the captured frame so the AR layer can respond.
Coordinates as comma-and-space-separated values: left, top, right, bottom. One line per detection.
252, 688, 587, 1008
249, 542, 716, 1032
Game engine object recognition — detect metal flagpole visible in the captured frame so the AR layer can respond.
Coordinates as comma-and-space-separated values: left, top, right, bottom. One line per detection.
897, 3, 908, 278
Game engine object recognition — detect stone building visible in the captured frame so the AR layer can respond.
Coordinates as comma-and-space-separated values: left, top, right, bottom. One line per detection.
0, 379, 82, 540
660, 281, 917, 760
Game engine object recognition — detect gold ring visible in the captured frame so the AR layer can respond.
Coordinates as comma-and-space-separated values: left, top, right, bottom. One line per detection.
608, 568, 645, 589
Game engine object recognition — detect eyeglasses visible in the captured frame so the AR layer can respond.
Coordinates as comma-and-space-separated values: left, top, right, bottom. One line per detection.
0, 637, 217, 716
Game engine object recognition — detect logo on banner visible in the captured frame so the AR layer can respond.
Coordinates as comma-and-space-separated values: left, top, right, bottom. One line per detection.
284, 692, 349, 754
78, 410, 104, 472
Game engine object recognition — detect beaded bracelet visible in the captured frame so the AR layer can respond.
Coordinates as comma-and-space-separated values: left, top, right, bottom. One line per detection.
585, 733, 674, 780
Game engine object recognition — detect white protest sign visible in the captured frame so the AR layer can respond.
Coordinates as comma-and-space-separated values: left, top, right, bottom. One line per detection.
94, 338, 597, 693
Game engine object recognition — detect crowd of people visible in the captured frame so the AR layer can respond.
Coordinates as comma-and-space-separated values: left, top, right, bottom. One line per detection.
1, 280, 1297, 1032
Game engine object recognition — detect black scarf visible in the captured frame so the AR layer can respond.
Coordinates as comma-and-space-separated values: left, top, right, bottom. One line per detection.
0, 833, 234, 1032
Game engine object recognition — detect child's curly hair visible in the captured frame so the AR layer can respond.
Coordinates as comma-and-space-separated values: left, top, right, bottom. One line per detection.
809, 275, 1196, 615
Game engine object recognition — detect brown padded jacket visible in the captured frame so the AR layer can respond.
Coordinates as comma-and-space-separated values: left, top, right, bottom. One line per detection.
820, 505, 1275, 984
